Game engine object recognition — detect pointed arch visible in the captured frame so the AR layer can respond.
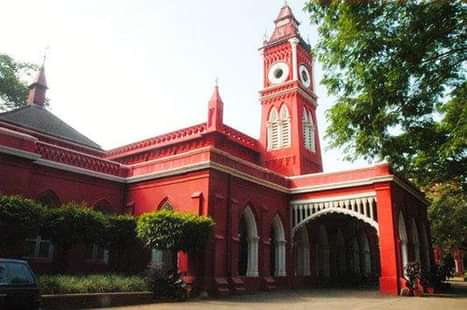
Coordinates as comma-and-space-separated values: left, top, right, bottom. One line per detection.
411, 218, 421, 264
271, 215, 286, 277
360, 231, 371, 277
318, 224, 330, 278
94, 199, 113, 214
37, 190, 60, 208
157, 197, 174, 211
302, 108, 315, 152
279, 104, 291, 147
267, 107, 280, 150
238, 206, 259, 277
336, 229, 346, 275
398, 212, 409, 275
295, 226, 311, 276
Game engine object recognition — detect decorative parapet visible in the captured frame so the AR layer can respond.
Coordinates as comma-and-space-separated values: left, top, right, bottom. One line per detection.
220, 125, 258, 151
35, 142, 128, 177
105, 123, 207, 160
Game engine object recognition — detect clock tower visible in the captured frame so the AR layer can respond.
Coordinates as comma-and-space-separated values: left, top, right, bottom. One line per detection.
259, 4, 323, 176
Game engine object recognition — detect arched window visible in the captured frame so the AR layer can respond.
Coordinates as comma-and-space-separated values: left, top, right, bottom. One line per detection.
267, 107, 280, 150
95, 200, 112, 214
238, 206, 259, 277
279, 105, 291, 147
318, 225, 330, 278
411, 219, 421, 264
336, 229, 346, 276
26, 191, 60, 260
89, 199, 112, 264
160, 201, 173, 211
267, 105, 291, 150
37, 190, 60, 208
302, 108, 315, 152
295, 226, 311, 276
360, 231, 371, 277
398, 212, 409, 276
271, 215, 286, 277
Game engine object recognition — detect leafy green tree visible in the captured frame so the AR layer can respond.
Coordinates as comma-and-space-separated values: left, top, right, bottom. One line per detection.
136, 210, 214, 254
426, 181, 467, 251
40, 202, 107, 271
0, 195, 43, 256
0, 54, 38, 111
104, 214, 141, 272
305, 1, 466, 187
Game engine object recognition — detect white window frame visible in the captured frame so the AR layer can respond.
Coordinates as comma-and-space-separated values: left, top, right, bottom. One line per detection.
303, 108, 316, 152
88, 244, 109, 264
267, 105, 291, 150
24, 236, 54, 261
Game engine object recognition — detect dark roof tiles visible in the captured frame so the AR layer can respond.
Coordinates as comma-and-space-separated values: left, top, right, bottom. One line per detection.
0, 105, 101, 149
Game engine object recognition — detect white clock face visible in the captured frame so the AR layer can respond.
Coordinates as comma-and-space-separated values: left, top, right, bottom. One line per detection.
299, 65, 311, 88
268, 62, 289, 85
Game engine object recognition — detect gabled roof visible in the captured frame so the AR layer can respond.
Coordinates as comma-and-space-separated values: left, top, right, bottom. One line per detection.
0, 105, 101, 150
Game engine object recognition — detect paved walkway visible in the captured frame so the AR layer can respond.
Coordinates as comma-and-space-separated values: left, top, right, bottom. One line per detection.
95, 281, 467, 310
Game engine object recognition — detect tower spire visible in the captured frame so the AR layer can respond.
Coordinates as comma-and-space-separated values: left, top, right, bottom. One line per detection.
207, 82, 224, 131
27, 64, 48, 107
266, 3, 300, 45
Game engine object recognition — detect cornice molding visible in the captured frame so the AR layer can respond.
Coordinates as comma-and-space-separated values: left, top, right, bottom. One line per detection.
0, 145, 41, 161
0, 141, 427, 204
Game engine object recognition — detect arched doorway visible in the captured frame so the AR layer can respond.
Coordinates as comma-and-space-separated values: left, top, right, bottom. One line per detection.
238, 206, 259, 277
398, 212, 408, 276
291, 195, 380, 287
271, 215, 286, 277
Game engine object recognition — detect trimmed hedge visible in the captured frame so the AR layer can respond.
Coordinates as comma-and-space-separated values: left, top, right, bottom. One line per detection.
137, 210, 214, 253
0, 195, 43, 249
38, 274, 149, 295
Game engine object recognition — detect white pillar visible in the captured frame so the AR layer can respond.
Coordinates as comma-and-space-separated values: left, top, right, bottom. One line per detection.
289, 37, 299, 81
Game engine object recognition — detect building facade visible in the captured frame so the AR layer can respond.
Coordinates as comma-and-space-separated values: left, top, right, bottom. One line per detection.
0, 5, 432, 295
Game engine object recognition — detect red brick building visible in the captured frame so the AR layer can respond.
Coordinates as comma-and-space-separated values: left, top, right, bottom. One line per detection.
0, 5, 432, 295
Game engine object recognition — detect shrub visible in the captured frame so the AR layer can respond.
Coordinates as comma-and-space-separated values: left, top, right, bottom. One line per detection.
0, 195, 44, 250
40, 202, 107, 249
137, 210, 214, 253
103, 215, 137, 249
37, 274, 149, 295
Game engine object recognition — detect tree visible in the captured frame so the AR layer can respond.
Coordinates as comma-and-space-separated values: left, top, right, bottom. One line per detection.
136, 210, 214, 254
0, 195, 43, 256
426, 181, 467, 251
305, 1, 466, 188
40, 202, 107, 271
0, 54, 38, 111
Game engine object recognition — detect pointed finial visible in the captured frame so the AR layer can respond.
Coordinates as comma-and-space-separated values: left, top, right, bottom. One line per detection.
284, 0, 288, 6
42, 45, 50, 67
215, 77, 219, 87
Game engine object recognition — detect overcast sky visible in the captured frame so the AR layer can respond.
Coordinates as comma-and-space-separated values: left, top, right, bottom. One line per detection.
0, 0, 370, 172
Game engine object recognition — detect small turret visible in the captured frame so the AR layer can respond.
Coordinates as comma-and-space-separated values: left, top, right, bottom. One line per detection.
27, 66, 47, 107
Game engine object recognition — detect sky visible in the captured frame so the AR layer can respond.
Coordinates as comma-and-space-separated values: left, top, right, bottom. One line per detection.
0, 0, 369, 172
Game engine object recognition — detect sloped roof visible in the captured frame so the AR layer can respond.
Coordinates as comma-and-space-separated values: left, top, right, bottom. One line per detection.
0, 105, 101, 149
